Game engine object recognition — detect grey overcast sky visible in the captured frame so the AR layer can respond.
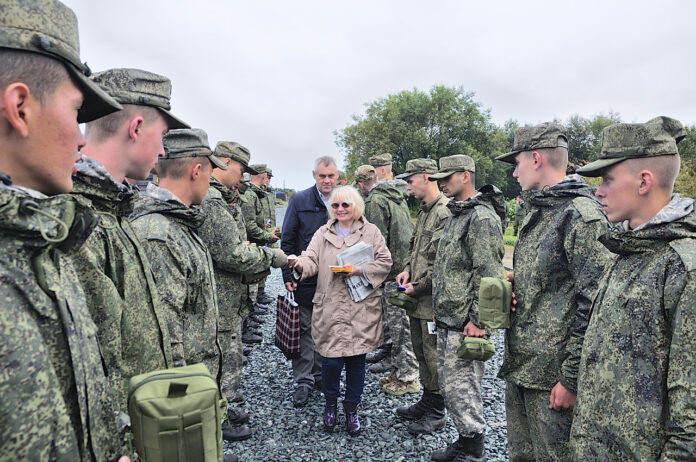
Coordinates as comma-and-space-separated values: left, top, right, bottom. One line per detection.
65, 0, 696, 190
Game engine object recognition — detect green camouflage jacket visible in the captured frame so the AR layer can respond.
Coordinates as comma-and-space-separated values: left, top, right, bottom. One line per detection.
0, 186, 120, 461
572, 196, 696, 461
241, 182, 274, 245
198, 179, 275, 329
498, 175, 610, 393
130, 185, 222, 382
260, 185, 276, 228
403, 192, 451, 319
381, 178, 409, 200
433, 185, 506, 329
229, 188, 255, 317
364, 181, 414, 281
68, 156, 171, 409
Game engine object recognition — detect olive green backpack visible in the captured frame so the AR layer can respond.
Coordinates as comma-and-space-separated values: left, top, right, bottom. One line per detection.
128, 363, 226, 462
478, 277, 512, 329
457, 336, 496, 362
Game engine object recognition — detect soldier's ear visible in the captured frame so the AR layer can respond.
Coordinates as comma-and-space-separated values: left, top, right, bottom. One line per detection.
637, 170, 655, 196
128, 116, 145, 141
2, 83, 32, 138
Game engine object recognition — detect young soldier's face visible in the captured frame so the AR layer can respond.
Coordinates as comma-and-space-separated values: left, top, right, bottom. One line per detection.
191, 160, 212, 205
31, 79, 85, 194
406, 173, 430, 200
438, 172, 462, 198
596, 161, 640, 224
513, 151, 539, 191
128, 112, 168, 181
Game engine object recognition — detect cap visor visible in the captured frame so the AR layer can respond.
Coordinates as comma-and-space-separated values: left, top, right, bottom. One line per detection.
158, 108, 190, 130
244, 164, 258, 175
576, 157, 627, 177
495, 150, 519, 164
429, 171, 456, 181
395, 171, 416, 180
69, 67, 123, 123
209, 154, 227, 170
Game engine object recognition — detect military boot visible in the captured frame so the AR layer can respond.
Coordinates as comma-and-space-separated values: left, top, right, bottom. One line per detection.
407, 393, 447, 435
227, 407, 250, 425
368, 356, 394, 374
366, 343, 391, 364
222, 422, 252, 442
431, 435, 466, 462
257, 291, 275, 305
396, 392, 430, 421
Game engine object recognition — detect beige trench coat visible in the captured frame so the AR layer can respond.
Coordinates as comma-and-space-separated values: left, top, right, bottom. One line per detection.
297, 216, 392, 358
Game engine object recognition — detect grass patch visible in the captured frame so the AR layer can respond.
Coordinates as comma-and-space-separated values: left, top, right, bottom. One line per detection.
503, 225, 517, 247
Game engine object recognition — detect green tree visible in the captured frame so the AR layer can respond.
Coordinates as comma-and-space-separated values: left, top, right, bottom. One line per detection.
565, 112, 622, 166
675, 125, 696, 198
335, 85, 515, 193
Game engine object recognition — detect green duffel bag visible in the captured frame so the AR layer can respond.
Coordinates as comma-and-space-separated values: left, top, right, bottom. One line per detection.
457, 336, 496, 362
128, 363, 226, 462
478, 277, 512, 329
388, 290, 418, 312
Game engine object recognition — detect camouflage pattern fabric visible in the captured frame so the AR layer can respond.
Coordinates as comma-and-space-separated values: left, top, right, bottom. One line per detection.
0, 187, 120, 461
506, 383, 573, 462
198, 178, 276, 399
260, 185, 276, 229
437, 327, 485, 437
130, 185, 222, 382
409, 317, 439, 393
571, 197, 696, 460
433, 185, 506, 330
402, 193, 451, 319
241, 182, 275, 245
68, 156, 171, 410
514, 200, 526, 236
382, 283, 419, 382
228, 187, 257, 318
498, 175, 610, 393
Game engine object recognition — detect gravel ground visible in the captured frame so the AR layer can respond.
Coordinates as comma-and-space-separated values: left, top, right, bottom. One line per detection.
224, 207, 509, 461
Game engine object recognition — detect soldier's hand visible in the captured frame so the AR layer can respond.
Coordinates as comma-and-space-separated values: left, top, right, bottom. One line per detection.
271, 249, 288, 268
118, 457, 131, 462
403, 283, 415, 296
270, 228, 280, 242
395, 271, 410, 286
549, 382, 576, 411
506, 272, 517, 313
285, 281, 297, 292
463, 322, 486, 338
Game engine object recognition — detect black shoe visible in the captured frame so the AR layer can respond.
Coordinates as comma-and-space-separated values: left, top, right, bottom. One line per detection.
366, 345, 388, 364
227, 408, 250, 425
243, 347, 252, 356
293, 386, 311, 408
246, 319, 262, 329
253, 304, 269, 316
242, 333, 262, 344
248, 314, 265, 324
257, 292, 276, 305
396, 394, 430, 421
323, 397, 337, 431
431, 433, 485, 462
222, 423, 252, 442
224, 453, 239, 462
407, 394, 447, 435
230, 391, 244, 403
367, 357, 394, 374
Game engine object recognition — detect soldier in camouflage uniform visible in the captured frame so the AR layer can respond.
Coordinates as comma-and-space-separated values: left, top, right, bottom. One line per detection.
0, 0, 125, 459
393, 158, 451, 435
197, 143, 287, 442
371, 152, 409, 198
570, 116, 696, 460
354, 165, 419, 396
429, 155, 507, 461
130, 128, 225, 383
495, 122, 611, 461
513, 195, 526, 236
69, 68, 188, 411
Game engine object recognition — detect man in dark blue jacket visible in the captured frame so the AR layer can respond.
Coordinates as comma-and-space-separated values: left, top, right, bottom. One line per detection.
281, 156, 338, 407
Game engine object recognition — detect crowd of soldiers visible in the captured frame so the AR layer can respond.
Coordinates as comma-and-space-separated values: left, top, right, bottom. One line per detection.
1, 1, 695, 461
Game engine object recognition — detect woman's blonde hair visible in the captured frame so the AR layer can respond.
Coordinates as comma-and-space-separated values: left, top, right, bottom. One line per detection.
328, 185, 365, 221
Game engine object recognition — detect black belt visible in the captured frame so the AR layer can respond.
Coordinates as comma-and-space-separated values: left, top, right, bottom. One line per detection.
435, 320, 464, 332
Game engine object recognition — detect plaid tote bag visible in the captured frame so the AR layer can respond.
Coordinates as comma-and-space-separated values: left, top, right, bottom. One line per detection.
275, 291, 301, 359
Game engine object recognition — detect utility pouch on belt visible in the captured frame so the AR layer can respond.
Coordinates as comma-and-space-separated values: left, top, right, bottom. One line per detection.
388, 290, 418, 312
457, 336, 496, 362
128, 363, 226, 462
478, 277, 512, 329
241, 268, 271, 285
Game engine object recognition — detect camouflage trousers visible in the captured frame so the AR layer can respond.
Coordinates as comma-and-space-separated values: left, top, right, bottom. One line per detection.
219, 315, 244, 401
505, 383, 573, 462
409, 316, 440, 393
436, 327, 485, 436
382, 283, 418, 382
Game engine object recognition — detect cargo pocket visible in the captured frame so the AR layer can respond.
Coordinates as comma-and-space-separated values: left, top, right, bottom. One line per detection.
182, 409, 204, 461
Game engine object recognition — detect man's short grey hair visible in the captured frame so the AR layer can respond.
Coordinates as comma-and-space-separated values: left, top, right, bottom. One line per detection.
313, 155, 337, 171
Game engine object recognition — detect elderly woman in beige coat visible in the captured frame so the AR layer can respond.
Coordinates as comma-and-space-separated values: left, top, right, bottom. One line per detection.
288, 185, 392, 436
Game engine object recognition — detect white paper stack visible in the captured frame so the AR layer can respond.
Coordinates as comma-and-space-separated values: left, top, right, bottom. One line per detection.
336, 242, 376, 302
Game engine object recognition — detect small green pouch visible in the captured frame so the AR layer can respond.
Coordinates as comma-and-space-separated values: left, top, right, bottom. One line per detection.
388, 290, 418, 312
478, 277, 512, 329
456, 336, 496, 362
241, 268, 271, 285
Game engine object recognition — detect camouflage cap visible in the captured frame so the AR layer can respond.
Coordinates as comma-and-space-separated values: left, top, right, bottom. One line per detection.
162, 128, 226, 170
369, 153, 393, 167
496, 122, 569, 164
395, 158, 438, 179
266, 167, 273, 178
90, 68, 189, 129
354, 165, 376, 183
0, 0, 122, 122
577, 116, 686, 177
249, 164, 268, 175
213, 141, 258, 174
429, 154, 476, 180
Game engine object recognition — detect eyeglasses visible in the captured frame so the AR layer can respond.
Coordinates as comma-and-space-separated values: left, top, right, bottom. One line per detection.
330, 202, 352, 209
